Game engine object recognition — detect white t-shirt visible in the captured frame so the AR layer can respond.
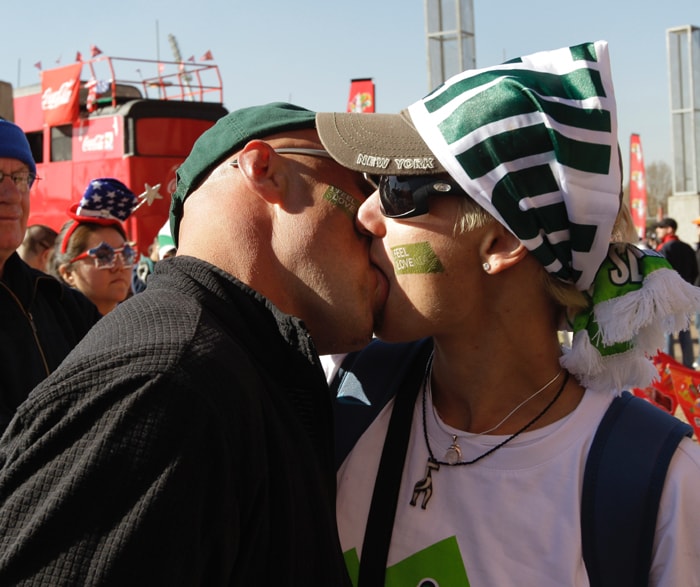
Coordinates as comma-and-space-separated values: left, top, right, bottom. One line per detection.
337, 387, 700, 586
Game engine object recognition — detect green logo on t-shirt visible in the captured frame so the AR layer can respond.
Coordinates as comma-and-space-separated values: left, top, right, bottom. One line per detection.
344, 536, 470, 586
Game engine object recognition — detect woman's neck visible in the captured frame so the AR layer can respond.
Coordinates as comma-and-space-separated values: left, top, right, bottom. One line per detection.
429, 334, 583, 434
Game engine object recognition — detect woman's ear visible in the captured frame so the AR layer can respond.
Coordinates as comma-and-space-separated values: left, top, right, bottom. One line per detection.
480, 224, 528, 274
234, 140, 285, 205
58, 264, 76, 286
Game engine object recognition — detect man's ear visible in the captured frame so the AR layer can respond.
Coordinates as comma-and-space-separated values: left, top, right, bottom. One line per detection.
39, 247, 52, 270
234, 140, 285, 205
480, 223, 528, 274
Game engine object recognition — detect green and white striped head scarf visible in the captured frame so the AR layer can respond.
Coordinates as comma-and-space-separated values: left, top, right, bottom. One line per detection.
406, 41, 700, 393
408, 41, 619, 290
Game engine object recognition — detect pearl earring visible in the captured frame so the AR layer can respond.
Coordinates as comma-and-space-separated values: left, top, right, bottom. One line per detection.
482, 262, 491, 272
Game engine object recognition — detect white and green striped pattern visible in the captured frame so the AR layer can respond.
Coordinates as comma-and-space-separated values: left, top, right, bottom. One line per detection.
407, 42, 700, 394
408, 41, 620, 291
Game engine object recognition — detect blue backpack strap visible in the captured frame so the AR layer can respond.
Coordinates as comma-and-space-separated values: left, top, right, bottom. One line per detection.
581, 391, 692, 587
332, 338, 433, 470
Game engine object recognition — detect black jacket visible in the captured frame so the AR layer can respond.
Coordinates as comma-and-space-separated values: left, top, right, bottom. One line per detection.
0, 252, 100, 432
0, 256, 351, 587
658, 236, 698, 284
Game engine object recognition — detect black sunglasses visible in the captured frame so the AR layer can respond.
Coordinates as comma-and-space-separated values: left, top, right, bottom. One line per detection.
378, 175, 469, 218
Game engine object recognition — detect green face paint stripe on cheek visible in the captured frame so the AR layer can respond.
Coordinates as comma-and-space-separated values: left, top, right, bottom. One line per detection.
391, 242, 444, 274
323, 185, 360, 219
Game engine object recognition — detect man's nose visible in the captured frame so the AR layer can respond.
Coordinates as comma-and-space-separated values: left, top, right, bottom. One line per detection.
355, 191, 386, 238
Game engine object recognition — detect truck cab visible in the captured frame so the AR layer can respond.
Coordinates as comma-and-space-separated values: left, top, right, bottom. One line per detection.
8, 56, 227, 253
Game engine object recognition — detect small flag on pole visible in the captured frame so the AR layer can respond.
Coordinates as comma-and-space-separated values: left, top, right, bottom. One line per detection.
90, 45, 103, 57
34, 61, 42, 70
200, 50, 214, 61
76, 51, 83, 62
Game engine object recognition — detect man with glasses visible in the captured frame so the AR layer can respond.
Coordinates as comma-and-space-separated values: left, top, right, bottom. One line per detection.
0, 118, 100, 435
0, 103, 382, 585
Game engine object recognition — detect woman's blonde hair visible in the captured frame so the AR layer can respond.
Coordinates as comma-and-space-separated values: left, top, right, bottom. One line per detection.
454, 194, 635, 319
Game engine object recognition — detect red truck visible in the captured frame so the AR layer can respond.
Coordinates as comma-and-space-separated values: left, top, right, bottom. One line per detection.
5, 55, 227, 254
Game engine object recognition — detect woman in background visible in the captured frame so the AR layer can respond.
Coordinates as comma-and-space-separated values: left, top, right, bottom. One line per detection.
51, 178, 137, 315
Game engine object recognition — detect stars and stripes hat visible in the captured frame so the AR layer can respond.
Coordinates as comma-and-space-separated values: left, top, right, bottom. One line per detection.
71, 178, 137, 223
60, 178, 137, 253
317, 41, 700, 394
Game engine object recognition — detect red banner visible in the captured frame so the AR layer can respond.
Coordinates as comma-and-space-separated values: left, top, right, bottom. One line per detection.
347, 78, 375, 113
628, 133, 648, 241
40, 63, 82, 126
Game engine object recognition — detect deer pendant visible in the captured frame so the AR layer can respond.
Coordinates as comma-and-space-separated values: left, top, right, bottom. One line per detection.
410, 459, 440, 510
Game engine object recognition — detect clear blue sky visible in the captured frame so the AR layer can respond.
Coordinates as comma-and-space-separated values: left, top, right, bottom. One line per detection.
2, 0, 697, 181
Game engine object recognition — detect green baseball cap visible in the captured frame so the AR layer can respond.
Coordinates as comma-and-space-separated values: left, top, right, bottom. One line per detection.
169, 102, 317, 245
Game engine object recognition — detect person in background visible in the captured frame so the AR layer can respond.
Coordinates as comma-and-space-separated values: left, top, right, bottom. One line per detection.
654, 216, 698, 367
0, 119, 100, 434
0, 103, 380, 585
50, 178, 137, 315
317, 41, 700, 586
693, 215, 700, 368
17, 224, 57, 272
156, 219, 177, 260
131, 219, 176, 294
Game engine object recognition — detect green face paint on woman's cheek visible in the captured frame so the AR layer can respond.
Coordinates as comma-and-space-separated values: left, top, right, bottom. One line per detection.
391, 242, 444, 274
323, 185, 360, 219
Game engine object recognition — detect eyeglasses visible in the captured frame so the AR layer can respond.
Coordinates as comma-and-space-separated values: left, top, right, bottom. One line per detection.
0, 170, 38, 191
70, 242, 138, 269
378, 175, 469, 218
230, 147, 376, 194
229, 148, 333, 168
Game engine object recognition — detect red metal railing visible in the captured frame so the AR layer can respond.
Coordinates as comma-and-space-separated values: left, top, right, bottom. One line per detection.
81, 55, 223, 106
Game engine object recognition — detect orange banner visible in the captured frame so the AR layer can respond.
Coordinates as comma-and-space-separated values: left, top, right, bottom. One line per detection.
40, 62, 82, 126
628, 133, 648, 241
632, 352, 678, 414
347, 78, 375, 113
666, 359, 700, 438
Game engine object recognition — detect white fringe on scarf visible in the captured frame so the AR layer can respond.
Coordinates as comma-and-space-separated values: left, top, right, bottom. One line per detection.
560, 268, 700, 395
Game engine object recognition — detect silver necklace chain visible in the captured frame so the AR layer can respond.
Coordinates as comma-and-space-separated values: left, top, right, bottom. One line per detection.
421, 353, 568, 468
432, 365, 564, 437
410, 354, 569, 510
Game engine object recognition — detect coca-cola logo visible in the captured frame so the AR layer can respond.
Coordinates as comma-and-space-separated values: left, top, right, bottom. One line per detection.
41, 80, 76, 111
81, 132, 115, 152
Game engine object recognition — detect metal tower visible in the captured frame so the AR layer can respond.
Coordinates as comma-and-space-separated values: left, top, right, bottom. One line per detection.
666, 25, 700, 241
668, 25, 700, 196
425, 0, 476, 91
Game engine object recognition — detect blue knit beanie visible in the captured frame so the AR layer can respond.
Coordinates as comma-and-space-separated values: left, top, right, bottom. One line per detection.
0, 119, 36, 177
